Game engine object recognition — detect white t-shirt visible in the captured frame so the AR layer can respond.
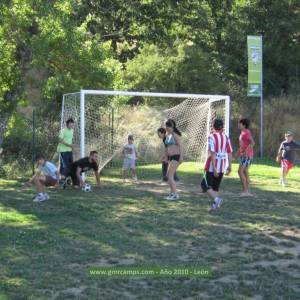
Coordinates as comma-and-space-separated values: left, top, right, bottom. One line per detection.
39, 161, 59, 180
123, 144, 136, 160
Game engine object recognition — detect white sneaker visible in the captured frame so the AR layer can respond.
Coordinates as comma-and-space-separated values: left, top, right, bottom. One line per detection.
132, 176, 138, 181
33, 194, 47, 202
215, 197, 223, 208
165, 193, 173, 200
281, 181, 287, 187
44, 193, 50, 200
166, 193, 180, 201
209, 203, 217, 214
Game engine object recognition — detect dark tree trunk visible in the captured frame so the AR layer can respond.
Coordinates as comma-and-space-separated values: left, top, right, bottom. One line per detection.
0, 117, 9, 147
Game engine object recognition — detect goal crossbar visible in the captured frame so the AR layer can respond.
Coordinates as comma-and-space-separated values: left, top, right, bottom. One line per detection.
77, 89, 229, 102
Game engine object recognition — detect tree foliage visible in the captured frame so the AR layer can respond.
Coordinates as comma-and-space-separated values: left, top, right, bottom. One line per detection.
0, 0, 299, 147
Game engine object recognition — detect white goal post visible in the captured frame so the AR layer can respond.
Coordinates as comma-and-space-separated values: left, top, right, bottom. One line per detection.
61, 89, 230, 172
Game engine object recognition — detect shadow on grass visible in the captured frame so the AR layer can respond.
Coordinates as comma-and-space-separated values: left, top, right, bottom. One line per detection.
0, 166, 300, 299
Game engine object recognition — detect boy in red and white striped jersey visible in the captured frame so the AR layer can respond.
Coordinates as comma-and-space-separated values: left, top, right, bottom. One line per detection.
201, 118, 233, 213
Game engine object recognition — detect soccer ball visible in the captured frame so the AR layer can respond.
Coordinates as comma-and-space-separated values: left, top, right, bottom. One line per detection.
82, 183, 91, 192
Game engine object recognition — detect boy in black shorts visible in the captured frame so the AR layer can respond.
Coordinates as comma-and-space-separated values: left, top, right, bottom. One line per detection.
201, 119, 232, 213
69, 151, 101, 188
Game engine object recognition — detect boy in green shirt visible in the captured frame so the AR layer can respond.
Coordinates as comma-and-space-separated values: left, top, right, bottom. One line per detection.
57, 118, 75, 177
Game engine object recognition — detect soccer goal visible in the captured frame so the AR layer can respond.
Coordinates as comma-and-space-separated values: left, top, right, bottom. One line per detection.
61, 90, 230, 175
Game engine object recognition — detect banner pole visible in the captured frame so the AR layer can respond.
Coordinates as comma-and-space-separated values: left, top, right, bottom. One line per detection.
32, 109, 35, 176
260, 93, 263, 157
260, 36, 263, 158
80, 90, 85, 182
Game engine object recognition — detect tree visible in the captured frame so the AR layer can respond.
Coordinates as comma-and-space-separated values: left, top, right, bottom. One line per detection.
120, 41, 226, 105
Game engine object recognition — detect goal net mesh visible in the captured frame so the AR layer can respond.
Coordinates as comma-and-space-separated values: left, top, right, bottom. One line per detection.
61, 92, 229, 177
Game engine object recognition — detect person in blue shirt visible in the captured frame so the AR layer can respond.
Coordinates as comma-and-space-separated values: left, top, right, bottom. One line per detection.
26, 154, 59, 202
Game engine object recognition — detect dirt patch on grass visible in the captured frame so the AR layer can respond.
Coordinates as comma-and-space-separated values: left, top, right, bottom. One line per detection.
250, 259, 296, 268
63, 286, 86, 296
244, 229, 300, 270
216, 274, 238, 284
177, 254, 190, 262
209, 227, 300, 284
89, 257, 136, 267
282, 228, 300, 239
126, 179, 209, 199
217, 244, 234, 255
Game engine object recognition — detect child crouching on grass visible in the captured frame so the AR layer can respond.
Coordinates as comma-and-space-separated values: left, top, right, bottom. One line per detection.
122, 134, 138, 182
26, 154, 60, 202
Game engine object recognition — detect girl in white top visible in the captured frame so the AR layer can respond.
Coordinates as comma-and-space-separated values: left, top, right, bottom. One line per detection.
122, 134, 138, 181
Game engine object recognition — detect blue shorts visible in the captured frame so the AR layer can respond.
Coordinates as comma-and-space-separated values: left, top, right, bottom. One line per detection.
239, 157, 252, 167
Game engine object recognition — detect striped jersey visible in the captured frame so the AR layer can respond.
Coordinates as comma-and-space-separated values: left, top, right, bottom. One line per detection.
204, 131, 233, 173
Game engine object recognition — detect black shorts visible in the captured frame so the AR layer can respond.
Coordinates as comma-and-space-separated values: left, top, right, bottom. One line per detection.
70, 172, 80, 186
201, 172, 224, 192
168, 155, 180, 162
70, 170, 80, 186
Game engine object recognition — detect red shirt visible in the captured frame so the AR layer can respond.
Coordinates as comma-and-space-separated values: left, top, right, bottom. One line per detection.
204, 131, 233, 173
239, 129, 254, 158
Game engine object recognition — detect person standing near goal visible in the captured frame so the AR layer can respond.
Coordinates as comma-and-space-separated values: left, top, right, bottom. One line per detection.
234, 118, 255, 196
201, 118, 232, 213
122, 134, 138, 182
277, 131, 300, 187
164, 119, 183, 200
157, 127, 180, 183
57, 118, 75, 178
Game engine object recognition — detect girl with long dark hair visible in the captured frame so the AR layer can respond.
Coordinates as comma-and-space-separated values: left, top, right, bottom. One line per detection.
157, 127, 180, 183
164, 119, 183, 200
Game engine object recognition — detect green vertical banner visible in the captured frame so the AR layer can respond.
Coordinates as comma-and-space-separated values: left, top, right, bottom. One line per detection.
247, 36, 262, 97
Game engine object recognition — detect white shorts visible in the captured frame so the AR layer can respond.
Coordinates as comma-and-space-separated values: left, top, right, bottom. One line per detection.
122, 158, 136, 170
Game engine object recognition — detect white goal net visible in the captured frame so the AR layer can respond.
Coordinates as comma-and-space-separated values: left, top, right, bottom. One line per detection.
61, 90, 230, 175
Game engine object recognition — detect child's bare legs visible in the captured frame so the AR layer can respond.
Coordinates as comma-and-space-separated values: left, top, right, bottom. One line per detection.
280, 167, 288, 185
207, 188, 218, 200
244, 167, 251, 193
238, 165, 250, 193
131, 168, 137, 180
122, 169, 127, 181
207, 188, 222, 212
167, 161, 179, 194
33, 175, 46, 193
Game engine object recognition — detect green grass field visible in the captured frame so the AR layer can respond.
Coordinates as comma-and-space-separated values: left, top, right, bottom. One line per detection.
1, 160, 300, 300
